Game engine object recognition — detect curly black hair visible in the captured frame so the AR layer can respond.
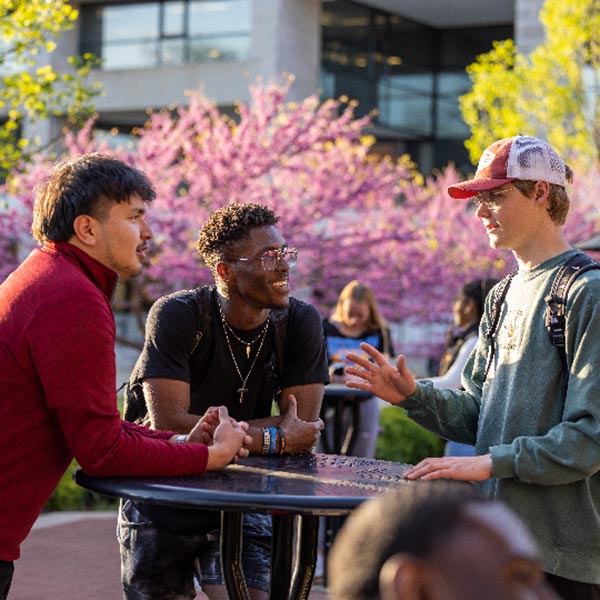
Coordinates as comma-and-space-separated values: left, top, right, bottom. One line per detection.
196, 203, 279, 271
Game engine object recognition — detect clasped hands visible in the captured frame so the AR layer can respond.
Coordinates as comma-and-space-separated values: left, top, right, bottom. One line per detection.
183, 406, 251, 468
186, 394, 323, 459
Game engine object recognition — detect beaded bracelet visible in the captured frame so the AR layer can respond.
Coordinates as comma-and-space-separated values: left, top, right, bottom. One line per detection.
268, 426, 278, 454
261, 427, 271, 455
277, 427, 287, 455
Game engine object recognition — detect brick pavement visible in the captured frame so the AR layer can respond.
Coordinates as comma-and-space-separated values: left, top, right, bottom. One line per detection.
9, 512, 330, 600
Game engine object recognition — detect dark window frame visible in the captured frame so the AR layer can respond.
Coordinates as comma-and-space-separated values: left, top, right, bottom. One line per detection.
79, 0, 251, 69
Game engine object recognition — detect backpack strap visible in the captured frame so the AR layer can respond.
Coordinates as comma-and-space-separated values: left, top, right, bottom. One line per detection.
269, 301, 290, 401
270, 309, 288, 374
481, 251, 600, 395
123, 287, 214, 424
544, 251, 600, 397
482, 270, 516, 384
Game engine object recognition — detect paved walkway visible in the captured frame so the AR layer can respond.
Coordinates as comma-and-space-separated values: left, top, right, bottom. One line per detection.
9, 511, 330, 599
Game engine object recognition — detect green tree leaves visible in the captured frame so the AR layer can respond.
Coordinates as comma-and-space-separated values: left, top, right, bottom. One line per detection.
460, 0, 600, 169
0, 0, 101, 177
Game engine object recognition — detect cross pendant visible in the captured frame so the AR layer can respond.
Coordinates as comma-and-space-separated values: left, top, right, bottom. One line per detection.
238, 385, 248, 403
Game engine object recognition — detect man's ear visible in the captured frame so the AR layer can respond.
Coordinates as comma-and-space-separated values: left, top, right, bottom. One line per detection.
379, 554, 428, 600
71, 214, 98, 247
534, 180, 550, 202
215, 261, 230, 283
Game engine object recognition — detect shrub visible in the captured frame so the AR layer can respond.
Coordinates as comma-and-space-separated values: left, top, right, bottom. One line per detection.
375, 405, 445, 464
44, 461, 118, 512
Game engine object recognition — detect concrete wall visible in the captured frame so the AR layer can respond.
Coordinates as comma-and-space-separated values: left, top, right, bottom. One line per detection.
515, 0, 546, 55
249, 0, 321, 101
74, 0, 321, 120
18, 0, 545, 143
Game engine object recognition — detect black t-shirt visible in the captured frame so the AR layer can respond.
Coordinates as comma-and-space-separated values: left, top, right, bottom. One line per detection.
129, 287, 329, 533
132, 287, 328, 419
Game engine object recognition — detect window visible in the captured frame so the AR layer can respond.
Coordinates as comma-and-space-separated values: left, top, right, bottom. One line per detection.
80, 0, 250, 70
320, 0, 513, 172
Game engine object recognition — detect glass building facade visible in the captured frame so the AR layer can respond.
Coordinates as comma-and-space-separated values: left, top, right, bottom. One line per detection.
80, 0, 251, 70
78, 0, 513, 173
320, 0, 513, 172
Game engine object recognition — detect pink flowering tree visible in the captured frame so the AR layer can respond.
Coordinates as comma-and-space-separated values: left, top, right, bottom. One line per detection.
2, 78, 599, 359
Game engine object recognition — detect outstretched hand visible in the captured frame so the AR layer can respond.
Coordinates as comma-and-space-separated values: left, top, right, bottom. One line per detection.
345, 342, 417, 405
279, 395, 324, 454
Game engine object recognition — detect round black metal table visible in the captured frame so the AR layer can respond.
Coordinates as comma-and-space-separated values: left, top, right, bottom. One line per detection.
74, 453, 467, 600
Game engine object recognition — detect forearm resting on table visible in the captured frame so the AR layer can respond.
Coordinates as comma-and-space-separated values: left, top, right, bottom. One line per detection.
404, 453, 493, 482
143, 378, 200, 432
246, 415, 321, 455
146, 404, 202, 432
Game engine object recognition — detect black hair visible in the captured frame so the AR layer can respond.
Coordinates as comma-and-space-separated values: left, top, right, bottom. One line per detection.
31, 153, 155, 243
328, 486, 481, 600
461, 278, 499, 321
196, 203, 279, 272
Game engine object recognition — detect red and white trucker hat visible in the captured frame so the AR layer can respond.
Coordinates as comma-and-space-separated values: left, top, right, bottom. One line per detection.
447, 135, 568, 199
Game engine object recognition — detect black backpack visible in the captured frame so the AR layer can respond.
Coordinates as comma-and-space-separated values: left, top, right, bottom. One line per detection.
123, 286, 289, 424
483, 251, 600, 396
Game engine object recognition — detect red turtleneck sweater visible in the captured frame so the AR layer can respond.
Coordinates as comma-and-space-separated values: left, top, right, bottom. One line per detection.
0, 242, 208, 561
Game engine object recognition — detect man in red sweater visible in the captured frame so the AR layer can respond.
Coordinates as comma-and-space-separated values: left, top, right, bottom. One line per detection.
0, 153, 251, 599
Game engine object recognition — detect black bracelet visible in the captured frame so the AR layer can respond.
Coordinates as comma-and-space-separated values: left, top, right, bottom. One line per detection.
277, 427, 286, 455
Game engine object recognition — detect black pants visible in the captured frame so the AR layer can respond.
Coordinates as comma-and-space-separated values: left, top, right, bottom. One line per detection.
546, 573, 600, 600
0, 561, 14, 600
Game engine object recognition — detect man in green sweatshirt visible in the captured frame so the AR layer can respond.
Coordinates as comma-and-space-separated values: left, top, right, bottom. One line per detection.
346, 135, 600, 599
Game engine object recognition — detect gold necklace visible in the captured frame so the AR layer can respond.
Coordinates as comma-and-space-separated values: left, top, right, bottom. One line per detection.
221, 314, 269, 358
218, 300, 270, 403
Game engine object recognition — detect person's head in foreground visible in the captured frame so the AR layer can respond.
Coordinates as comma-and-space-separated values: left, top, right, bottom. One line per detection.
328, 489, 559, 600
447, 135, 572, 255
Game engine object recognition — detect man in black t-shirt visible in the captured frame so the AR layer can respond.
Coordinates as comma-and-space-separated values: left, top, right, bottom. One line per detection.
119, 203, 328, 600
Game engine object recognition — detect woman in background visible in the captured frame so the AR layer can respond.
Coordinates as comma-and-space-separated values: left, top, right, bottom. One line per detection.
323, 280, 393, 458
428, 277, 498, 456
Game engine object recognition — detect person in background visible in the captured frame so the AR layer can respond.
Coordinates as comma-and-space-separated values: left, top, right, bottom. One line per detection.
120, 203, 328, 600
429, 278, 498, 456
0, 154, 250, 600
322, 280, 394, 458
346, 135, 600, 598
328, 488, 560, 600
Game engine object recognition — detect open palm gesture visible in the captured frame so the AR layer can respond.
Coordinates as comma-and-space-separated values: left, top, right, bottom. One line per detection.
345, 342, 417, 405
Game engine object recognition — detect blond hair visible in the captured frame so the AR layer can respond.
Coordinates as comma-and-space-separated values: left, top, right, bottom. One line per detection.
330, 280, 391, 355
